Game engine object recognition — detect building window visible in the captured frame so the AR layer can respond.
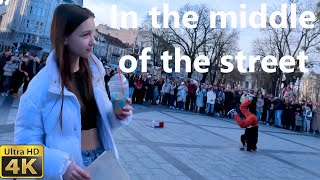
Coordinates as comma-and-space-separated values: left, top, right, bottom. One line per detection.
35, 36, 40, 44
26, 20, 29, 28
23, 34, 34, 43
29, 6, 33, 14
35, 21, 43, 30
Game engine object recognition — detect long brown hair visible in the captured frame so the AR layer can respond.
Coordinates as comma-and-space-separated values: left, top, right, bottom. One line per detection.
50, 4, 95, 128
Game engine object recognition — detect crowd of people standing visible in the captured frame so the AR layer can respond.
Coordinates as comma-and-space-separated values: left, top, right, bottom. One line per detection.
104, 72, 320, 135
0, 49, 46, 98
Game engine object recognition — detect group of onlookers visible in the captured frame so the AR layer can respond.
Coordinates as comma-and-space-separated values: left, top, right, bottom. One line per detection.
0, 49, 46, 98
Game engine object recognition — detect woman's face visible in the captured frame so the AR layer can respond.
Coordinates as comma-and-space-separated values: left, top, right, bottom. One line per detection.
65, 17, 96, 58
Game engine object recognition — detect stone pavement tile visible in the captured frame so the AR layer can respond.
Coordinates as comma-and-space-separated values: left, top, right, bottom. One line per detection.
167, 111, 238, 128
0, 132, 14, 144
159, 163, 184, 176
6, 108, 18, 125
126, 119, 235, 146
140, 157, 160, 168
11, 98, 20, 108
202, 126, 319, 153
229, 177, 250, 180
133, 174, 191, 180
116, 144, 186, 179
133, 174, 153, 180
264, 132, 320, 151
0, 96, 5, 105
267, 154, 320, 179
113, 127, 139, 142
133, 111, 183, 124
163, 147, 318, 179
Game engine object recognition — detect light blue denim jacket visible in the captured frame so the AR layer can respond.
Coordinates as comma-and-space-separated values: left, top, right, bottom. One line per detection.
14, 51, 132, 179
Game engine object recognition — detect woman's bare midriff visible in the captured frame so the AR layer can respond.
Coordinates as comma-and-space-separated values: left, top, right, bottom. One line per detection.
81, 128, 101, 151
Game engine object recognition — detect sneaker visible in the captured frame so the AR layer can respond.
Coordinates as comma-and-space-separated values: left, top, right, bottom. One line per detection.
227, 109, 237, 116
246, 93, 255, 101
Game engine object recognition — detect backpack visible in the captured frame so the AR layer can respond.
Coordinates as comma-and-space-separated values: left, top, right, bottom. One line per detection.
306, 110, 312, 118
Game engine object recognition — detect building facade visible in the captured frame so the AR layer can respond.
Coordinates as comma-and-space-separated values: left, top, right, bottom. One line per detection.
300, 72, 320, 102
96, 24, 137, 48
106, 35, 131, 71
94, 29, 131, 71
0, 0, 83, 56
0, 0, 7, 27
93, 30, 109, 66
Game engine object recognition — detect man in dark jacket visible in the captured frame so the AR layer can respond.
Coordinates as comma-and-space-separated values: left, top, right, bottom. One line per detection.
0, 49, 12, 92
274, 97, 284, 128
224, 88, 235, 117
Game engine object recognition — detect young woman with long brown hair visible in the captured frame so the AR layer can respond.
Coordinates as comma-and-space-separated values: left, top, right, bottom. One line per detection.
14, 4, 132, 179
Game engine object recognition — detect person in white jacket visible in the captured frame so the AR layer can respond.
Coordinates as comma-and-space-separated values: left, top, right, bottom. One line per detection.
177, 82, 188, 110
14, 4, 132, 180
206, 85, 216, 116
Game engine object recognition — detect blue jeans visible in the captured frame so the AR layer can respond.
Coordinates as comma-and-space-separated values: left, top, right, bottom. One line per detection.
81, 147, 104, 167
153, 89, 159, 104
256, 111, 262, 121
275, 110, 283, 127
129, 87, 134, 99
206, 103, 215, 114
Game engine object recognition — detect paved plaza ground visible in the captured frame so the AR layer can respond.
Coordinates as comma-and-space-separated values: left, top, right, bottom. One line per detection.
1, 96, 320, 180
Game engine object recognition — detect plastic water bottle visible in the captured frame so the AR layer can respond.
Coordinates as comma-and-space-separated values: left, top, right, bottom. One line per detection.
152, 120, 156, 129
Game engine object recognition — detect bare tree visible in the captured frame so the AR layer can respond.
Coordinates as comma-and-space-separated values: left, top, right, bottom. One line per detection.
204, 28, 239, 84
167, 4, 214, 78
253, 0, 320, 95
140, 15, 173, 68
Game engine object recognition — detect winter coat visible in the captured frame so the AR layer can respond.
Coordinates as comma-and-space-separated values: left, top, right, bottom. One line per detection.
3, 61, 19, 76
177, 85, 187, 102
14, 51, 132, 179
196, 88, 206, 107
207, 90, 216, 104
256, 98, 264, 113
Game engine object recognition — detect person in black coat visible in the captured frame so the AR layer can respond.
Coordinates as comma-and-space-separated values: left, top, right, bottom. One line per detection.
274, 97, 284, 128
104, 67, 112, 99
0, 49, 12, 92
282, 97, 294, 129
291, 99, 302, 131
248, 91, 257, 115
263, 94, 272, 124
224, 88, 235, 117
26, 55, 40, 80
